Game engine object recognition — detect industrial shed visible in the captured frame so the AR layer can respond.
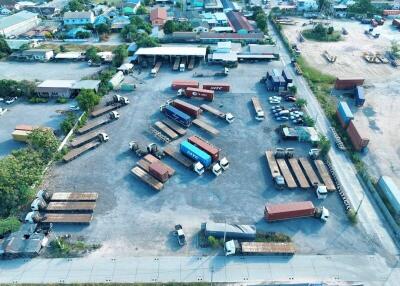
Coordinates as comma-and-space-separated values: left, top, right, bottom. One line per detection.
36, 80, 101, 98
0, 11, 40, 37
134, 46, 207, 65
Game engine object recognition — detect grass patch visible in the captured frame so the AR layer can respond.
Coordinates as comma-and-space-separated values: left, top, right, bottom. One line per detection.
0, 216, 21, 237
255, 232, 291, 243
29, 97, 49, 104
56, 97, 68, 104
48, 237, 101, 258
302, 29, 341, 42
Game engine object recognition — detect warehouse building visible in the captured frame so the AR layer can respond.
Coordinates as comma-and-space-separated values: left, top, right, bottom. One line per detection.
134, 46, 207, 65
36, 80, 101, 98
0, 11, 40, 37
226, 11, 254, 34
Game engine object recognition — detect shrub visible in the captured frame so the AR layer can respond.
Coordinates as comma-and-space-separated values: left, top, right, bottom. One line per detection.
207, 236, 221, 249
56, 97, 68, 104
60, 112, 78, 135
76, 89, 100, 112
29, 97, 49, 104
0, 217, 21, 237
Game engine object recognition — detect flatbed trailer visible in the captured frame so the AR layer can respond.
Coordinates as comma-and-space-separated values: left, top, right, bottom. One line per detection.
70, 130, 105, 148
313, 160, 336, 191
131, 166, 164, 191
162, 118, 187, 136
240, 242, 296, 255
143, 154, 175, 177
137, 159, 151, 172
63, 141, 101, 162
299, 157, 321, 186
173, 57, 180, 71
77, 118, 111, 134
188, 56, 195, 70
91, 104, 121, 118
276, 159, 297, 189
200, 104, 226, 119
48, 192, 98, 202
164, 146, 193, 168
39, 213, 93, 224
192, 118, 219, 136
45, 202, 96, 212
288, 158, 310, 189
154, 121, 179, 140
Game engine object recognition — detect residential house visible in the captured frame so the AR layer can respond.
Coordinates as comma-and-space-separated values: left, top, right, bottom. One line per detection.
193, 22, 210, 33
199, 32, 263, 43
124, 0, 141, 13
63, 11, 95, 26
24, 6, 59, 17
0, 11, 40, 37
296, 0, 318, 11
111, 16, 130, 30
10, 49, 54, 61
226, 11, 253, 34
150, 7, 167, 27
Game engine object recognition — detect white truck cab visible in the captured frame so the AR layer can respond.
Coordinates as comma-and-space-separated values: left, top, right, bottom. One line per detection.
25, 211, 38, 224
193, 162, 205, 175
255, 110, 265, 121
179, 63, 185, 72
224, 240, 237, 256
151, 68, 157, 77
212, 163, 222, 176
225, 113, 235, 123
31, 198, 45, 211
320, 207, 330, 222
177, 88, 185, 96
219, 157, 229, 170
316, 185, 328, 199
99, 132, 109, 142
110, 111, 120, 119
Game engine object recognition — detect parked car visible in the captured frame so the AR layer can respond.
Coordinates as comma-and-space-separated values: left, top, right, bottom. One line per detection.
276, 116, 289, 121
285, 96, 297, 102
0, 97, 4, 102
5, 97, 17, 105
69, 105, 80, 111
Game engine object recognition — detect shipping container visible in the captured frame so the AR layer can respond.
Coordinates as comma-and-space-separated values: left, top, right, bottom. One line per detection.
346, 120, 369, 151
184, 87, 214, 101
12, 130, 30, 142
355, 86, 365, 107
15, 125, 34, 131
171, 80, 199, 90
162, 105, 192, 127
202, 83, 230, 92
172, 99, 202, 118
203, 222, 256, 240
334, 78, 365, 90
337, 101, 354, 128
264, 201, 315, 221
188, 135, 219, 162
180, 140, 212, 168
378, 176, 400, 214
149, 162, 170, 183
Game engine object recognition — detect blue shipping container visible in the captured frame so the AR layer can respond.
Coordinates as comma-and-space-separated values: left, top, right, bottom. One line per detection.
378, 176, 400, 214
337, 101, 354, 125
355, 86, 365, 107
164, 105, 192, 127
180, 141, 212, 168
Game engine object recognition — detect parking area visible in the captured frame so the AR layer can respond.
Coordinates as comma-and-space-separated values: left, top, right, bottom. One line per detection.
0, 101, 69, 157
42, 61, 382, 258
282, 18, 400, 186
0, 62, 102, 81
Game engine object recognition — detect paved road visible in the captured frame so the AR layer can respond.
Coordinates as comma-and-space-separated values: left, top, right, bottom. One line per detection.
268, 20, 399, 260
0, 254, 399, 284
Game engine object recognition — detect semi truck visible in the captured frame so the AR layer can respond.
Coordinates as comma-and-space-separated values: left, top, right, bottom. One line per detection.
70, 131, 108, 148
129, 141, 164, 159
25, 212, 93, 224
35, 190, 98, 202
154, 121, 179, 140
251, 97, 265, 121
109, 94, 130, 106
131, 166, 164, 191
202, 83, 230, 92
91, 96, 126, 117
30, 200, 96, 213
77, 111, 119, 134
193, 68, 229, 77
177, 87, 214, 101
188, 135, 229, 170
151, 61, 162, 77
225, 240, 296, 256
202, 222, 256, 240
164, 145, 204, 175
160, 104, 192, 127
200, 104, 234, 123
173, 57, 180, 71
264, 201, 329, 222
192, 118, 220, 136
171, 99, 202, 118
171, 80, 199, 90
265, 151, 285, 189
162, 118, 187, 136
63, 140, 105, 163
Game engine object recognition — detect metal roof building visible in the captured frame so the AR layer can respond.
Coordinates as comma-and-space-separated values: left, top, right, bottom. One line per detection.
226, 11, 254, 33
0, 11, 40, 37
36, 80, 101, 98
135, 46, 207, 57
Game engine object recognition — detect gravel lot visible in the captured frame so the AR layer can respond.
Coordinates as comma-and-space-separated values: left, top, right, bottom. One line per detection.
282, 18, 400, 186
0, 61, 102, 81
42, 62, 382, 258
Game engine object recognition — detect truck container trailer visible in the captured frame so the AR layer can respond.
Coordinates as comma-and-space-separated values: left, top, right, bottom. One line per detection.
264, 201, 329, 222
149, 162, 170, 183
154, 121, 179, 140
281, 70, 293, 84
346, 120, 369, 151
90, 103, 123, 117
25, 212, 93, 224
225, 240, 296, 256
377, 176, 400, 214
31, 200, 96, 212
77, 111, 119, 134
171, 80, 199, 90
276, 159, 297, 189
63, 141, 102, 162
15, 124, 35, 131
265, 151, 285, 188
160, 105, 192, 127
70, 131, 108, 148
12, 129, 30, 142
334, 78, 365, 90
188, 135, 219, 162
355, 86, 365, 107
162, 118, 187, 136
173, 57, 180, 71
188, 56, 195, 70
298, 157, 321, 186
36, 190, 98, 202
143, 154, 175, 177
200, 104, 235, 123
164, 145, 205, 175
151, 61, 162, 77
180, 141, 212, 168
131, 166, 164, 191
202, 222, 256, 240
172, 99, 202, 118
336, 101, 354, 128
251, 97, 265, 121
202, 83, 230, 92
313, 160, 336, 191
178, 87, 214, 101
192, 118, 220, 136
288, 158, 310, 189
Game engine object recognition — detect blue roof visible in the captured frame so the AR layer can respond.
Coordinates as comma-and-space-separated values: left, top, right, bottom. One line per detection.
94, 15, 109, 26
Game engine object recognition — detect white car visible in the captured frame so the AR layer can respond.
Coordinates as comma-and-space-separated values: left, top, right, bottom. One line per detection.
69, 105, 80, 111
5, 97, 17, 105
269, 96, 282, 101
0, 97, 4, 102
269, 99, 281, 104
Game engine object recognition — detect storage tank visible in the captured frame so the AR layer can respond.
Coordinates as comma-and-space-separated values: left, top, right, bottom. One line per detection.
378, 176, 400, 215
346, 120, 369, 151
336, 101, 354, 128
180, 141, 212, 168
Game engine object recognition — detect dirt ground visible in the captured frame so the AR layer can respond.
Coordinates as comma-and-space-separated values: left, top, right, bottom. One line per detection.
283, 18, 400, 186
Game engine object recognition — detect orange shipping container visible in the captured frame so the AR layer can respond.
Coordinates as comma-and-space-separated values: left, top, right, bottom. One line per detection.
346, 120, 369, 151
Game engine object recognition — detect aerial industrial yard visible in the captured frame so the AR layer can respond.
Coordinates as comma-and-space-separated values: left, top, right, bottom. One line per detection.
0, 0, 400, 284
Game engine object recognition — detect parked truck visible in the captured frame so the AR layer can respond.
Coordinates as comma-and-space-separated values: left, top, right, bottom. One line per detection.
188, 135, 229, 170
30, 199, 96, 213
202, 222, 256, 240
77, 111, 119, 134
265, 151, 285, 189
251, 97, 265, 121
171, 99, 202, 118
35, 190, 98, 202
109, 94, 130, 105
151, 61, 162, 77
202, 83, 230, 92
70, 131, 108, 148
25, 211, 93, 224
164, 146, 204, 176
193, 67, 229, 77
225, 240, 296, 256
171, 80, 199, 90
160, 104, 192, 127
90, 104, 123, 118
200, 104, 235, 123
177, 87, 214, 101
264, 201, 329, 222
129, 141, 164, 159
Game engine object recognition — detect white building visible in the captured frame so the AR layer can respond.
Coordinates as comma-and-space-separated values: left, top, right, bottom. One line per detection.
0, 11, 40, 38
296, 0, 319, 11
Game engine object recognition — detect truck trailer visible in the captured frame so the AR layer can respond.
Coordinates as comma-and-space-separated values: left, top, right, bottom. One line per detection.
63, 141, 103, 163
154, 121, 179, 140
77, 111, 119, 134
265, 151, 285, 189
200, 104, 235, 123
225, 240, 296, 256
288, 158, 310, 189
180, 140, 211, 169
36, 190, 98, 202
160, 104, 192, 127
162, 118, 187, 136
90, 102, 124, 118
30, 200, 96, 213
25, 212, 93, 224
171, 99, 202, 118
131, 166, 164, 191
298, 157, 322, 186
70, 131, 108, 148
313, 160, 336, 191
202, 83, 230, 92
202, 222, 256, 240
264, 201, 329, 222
188, 135, 229, 170
276, 158, 297, 189
171, 80, 199, 90
251, 97, 265, 121
192, 118, 220, 136
177, 87, 214, 101
151, 61, 162, 77
164, 145, 204, 175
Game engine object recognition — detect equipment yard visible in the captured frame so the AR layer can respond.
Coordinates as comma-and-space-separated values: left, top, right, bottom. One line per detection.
42, 62, 389, 258
282, 18, 400, 186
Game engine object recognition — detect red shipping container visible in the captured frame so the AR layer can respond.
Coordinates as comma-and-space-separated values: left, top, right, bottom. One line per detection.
264, 201, 315, 221
172, 99, 202, 118
346, 121, 369, 151
384, 10, 400, 16
188, 135, 219, 162
334, 78, 365, 90
171, 80, 199, 90
336, 110, 349, 129
149, 162, 169, 183
184, 87, 214, 101
202, 83, 230, 92
15, 124, 34, 131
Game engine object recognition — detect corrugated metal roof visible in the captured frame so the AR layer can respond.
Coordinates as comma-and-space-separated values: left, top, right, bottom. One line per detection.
135, 46, 206, 57
63, 11, 93, 19
0, 11, 37, 30
226, 11, 253, 32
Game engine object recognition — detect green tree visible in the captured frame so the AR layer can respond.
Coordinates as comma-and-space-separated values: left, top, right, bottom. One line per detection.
303, 115, 315, 127
60, 45, 68, 52
163, 20, 175, 34
60, 112, 78, 134
317, 134, 331, 156
95, 23, 110, 35
86, 46, 101, 63
76, 89, 100, 112
295, 98, 307, 108
327, 26, 334, 34
256, 14, 267, 32
68, 0, 88, 11
135, 34, 159, 48
314, 23, 327, 37
76, 31, 91, 39
207, 236, 221, 249
391, 40, 400, 58
348, 0, 375, 14
0, 36, 11, 58
28, 128, 59, 162
112, 44, 128, 67
136, 6, 148, 15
